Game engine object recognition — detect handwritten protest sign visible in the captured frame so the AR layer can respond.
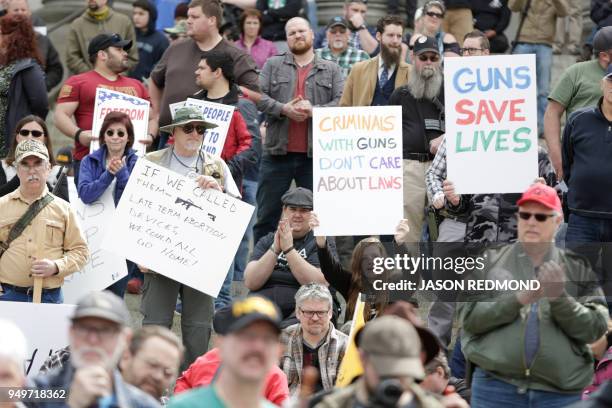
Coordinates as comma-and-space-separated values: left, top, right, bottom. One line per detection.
0, 301, 75, 377
169, 98, 234, 158
444, 54, 538, 194
313, 106, 403, 236
63, 178, 127, 303
102, 160, 254, 297
90, 88, 150, 156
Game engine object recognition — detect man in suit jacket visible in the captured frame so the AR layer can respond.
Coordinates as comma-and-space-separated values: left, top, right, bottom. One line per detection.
339, 14, 410, 107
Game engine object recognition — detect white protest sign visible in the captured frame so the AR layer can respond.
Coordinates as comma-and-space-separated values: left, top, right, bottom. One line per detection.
90, 88, 150, 156
0, 302, 75, 377
184, 98, 234, 158
102, 159, 254, 297
444, 54, 538, 194
63, 178, 127, 303
313, 106, 403, 236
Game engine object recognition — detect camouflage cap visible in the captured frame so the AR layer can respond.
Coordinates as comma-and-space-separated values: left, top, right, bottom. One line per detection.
160, 106, 218, 133
164, 20, 188, 35
15, 139, 49, 164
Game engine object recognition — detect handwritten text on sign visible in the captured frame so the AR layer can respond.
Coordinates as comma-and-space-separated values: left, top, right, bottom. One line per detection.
102, 159, 253, 297
0, 301, 75, 377
313, 106, 403, 236
63, 178, 127, 304
90, 88, 150, 156
444, 54, 538, 194
169, 99, 235, 158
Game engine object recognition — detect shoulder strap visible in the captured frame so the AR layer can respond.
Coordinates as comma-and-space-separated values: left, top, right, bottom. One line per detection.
7, 193, 54, 245
512, 0, 532, 52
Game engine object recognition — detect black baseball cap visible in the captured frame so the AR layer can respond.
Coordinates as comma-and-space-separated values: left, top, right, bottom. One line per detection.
413, 35, 439, 56
594, 26, 612, 53
327, 16, 349, 30
281, 187, 313, 209
88, 33, 132, 56
213, 296, 282, 335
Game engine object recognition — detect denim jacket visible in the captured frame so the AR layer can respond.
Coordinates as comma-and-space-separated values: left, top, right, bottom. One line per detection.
257, 52, 344, 157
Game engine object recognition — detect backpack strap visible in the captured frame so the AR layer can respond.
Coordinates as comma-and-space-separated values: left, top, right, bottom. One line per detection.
1, 193, 54, 253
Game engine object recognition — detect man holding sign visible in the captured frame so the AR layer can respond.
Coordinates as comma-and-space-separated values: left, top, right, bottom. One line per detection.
0, 140, 89, 303
141, 106, 239, 368
55, 33, 154, 184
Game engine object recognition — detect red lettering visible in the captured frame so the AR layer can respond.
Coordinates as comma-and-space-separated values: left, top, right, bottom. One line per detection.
456, 99, 475, 125
490, 100, 508, 122
476, 101, 495, 125
509, 99, 526, 121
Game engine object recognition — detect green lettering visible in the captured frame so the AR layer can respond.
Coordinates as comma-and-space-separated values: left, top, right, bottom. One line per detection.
496, 130, 510, 151
455, 132, 472, 153
480, 130, 496, 151
512, 127, 532, 152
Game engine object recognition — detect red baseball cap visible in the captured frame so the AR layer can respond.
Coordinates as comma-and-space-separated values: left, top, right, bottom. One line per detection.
516, 184, 562, 212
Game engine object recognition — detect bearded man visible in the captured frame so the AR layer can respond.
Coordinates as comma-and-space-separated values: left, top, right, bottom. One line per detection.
389, 35, 445, 243
339, 14, 409, 107
254, 17, 344, 243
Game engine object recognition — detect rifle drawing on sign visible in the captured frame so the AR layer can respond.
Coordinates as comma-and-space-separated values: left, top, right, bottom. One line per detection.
175, 197, 217, 221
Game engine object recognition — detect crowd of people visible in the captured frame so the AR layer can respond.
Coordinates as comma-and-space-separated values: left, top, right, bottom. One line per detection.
0, 0, 612, 407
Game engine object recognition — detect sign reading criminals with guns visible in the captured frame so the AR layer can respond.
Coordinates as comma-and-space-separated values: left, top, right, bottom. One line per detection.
169, 98, 234, 158
102, 159, 254, 297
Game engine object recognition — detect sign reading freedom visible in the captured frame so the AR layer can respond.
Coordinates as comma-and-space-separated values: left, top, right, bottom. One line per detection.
102, 159, 253, 297
444, 54, 538, 194
313, 106, 403, 236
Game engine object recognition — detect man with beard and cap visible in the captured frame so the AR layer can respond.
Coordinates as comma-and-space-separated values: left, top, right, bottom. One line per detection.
340, 14, 409, 107
130, 0, 169, 83
31, 291, 160, 408
388, 35, 444, 243
168, 296, 283, 408
65, 0, 138, 74
54, 33, 154, 184
315, 17, 370, 79
253, 17, 343, 243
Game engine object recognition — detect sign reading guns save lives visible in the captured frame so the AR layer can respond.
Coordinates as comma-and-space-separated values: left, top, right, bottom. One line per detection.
169, 98, 234, 158
313, 106, 403, 236
445, 54, 538, 194
90, 88, 150, 156
102, 159, 253, 297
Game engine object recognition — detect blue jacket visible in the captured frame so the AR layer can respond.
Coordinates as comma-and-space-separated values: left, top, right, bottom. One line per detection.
30, 362, 160, 408
562, 98, 612, 219
77, 146, 138, 205
129, 0, 169, 82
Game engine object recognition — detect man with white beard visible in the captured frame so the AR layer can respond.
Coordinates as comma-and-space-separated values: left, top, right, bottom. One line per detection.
32, 291, 160, 408
389, 35, 445, 243
315, 17, 370, 79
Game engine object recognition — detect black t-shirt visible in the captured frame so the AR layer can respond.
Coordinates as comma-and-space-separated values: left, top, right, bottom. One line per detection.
303, 341, 325, 392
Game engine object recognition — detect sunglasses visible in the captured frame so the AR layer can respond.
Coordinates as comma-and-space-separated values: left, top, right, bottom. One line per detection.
518, 211, 556, 222
330, 27, 347, 34
19, 129, 44, 138
426, 11, 444, 19
418, 54, 440, 62
181, 124, 207, 135
105, 129, 126, 138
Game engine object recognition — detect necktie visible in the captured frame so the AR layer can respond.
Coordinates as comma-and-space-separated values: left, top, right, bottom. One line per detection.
379, 67, 389, 88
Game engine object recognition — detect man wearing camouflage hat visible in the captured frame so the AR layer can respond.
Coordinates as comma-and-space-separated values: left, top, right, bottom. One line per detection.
0, 139, 88, 304
32, 291, 160, 407
141, 106, 240, 369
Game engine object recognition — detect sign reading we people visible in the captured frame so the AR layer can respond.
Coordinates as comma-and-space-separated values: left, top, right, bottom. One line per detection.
313, 106, 403, 236
445, 54, 538, 194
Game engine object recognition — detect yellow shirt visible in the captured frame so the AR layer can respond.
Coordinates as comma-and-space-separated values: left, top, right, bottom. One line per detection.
0, 186, 89, 288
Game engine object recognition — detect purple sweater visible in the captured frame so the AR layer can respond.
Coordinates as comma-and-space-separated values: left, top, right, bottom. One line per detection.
234, 36, 278, 70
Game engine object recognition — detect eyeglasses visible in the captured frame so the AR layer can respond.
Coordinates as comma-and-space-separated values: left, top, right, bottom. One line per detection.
72, 323, 120, 341
461, 47, 484, 55
299, 308, 330, 319
418, 54, 440, 62
181, 124, 206, 135
518, 211, 556, 222
17, 162, 47, 171
105, 129, 126, 138
18, 129, 44, 138
329, 28, 347, 34
425, 11, 444, 19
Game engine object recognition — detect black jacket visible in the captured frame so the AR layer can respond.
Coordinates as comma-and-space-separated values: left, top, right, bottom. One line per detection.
130, 1, 169, 81
563, 98, 612, 219
36, 33, 63, 91
471, 0, 511, 33
256, 0, 302, 41
591, 0, 612, 29
4, 58, 49, 151
444, 0, 472, 9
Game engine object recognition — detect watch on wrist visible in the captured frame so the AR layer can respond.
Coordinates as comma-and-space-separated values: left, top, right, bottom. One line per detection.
283, 245, 295, 255
74, 128, 83, 140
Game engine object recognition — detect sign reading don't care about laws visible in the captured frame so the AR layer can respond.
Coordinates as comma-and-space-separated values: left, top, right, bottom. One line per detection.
313, 106, 403, 236
102, 159, 253, 297
445, 54, 538, 194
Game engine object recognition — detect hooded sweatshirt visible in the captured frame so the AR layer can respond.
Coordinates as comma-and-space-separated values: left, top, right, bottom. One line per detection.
130, 0, 169, 81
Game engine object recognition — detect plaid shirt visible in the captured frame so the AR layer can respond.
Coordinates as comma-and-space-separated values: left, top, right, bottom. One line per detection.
280, 323, 348, 395
315, 46, 370, 79
425, 138, 447, 202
